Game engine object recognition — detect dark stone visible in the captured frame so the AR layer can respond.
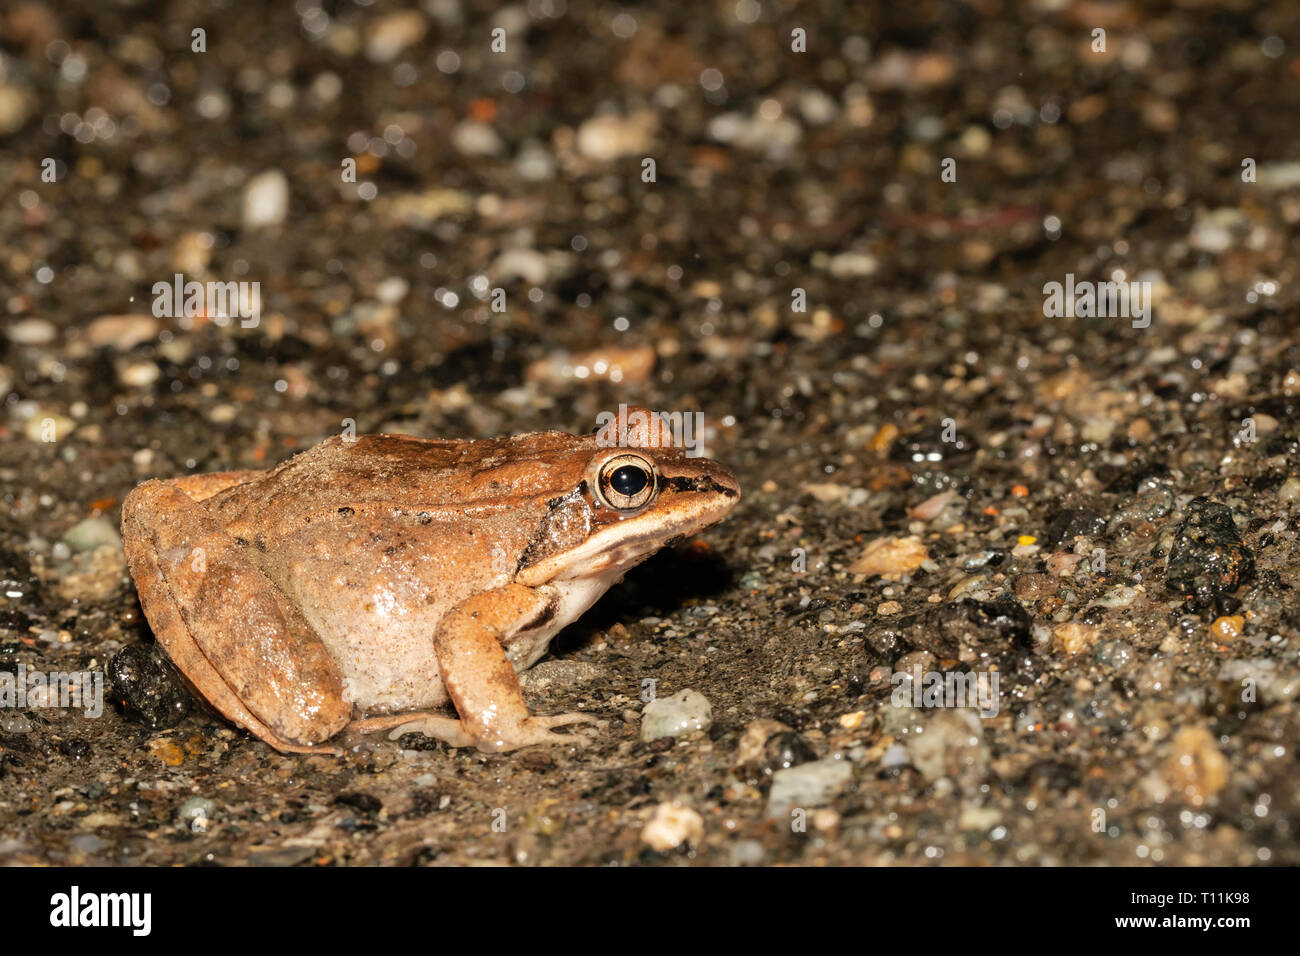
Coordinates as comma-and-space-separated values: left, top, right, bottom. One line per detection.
57, 737, 92, 761
1044, 508, 1108, 547
1262, 434, 1300, 458
334, 791, 382, 814
917, 597, 1033, 657
108, 643, 192, 728
761, 731, 817, 777
1019, 759, 1082, 792
0, 540, 43, 622
890, 424, 978, 464
1102, 461, 1169, 494
1165, 498, 1254, 613
866, 617, 914, 664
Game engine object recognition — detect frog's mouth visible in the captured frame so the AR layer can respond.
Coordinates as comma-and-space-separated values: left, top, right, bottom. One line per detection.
517, 462, 739, 586
518, 525, 683, 585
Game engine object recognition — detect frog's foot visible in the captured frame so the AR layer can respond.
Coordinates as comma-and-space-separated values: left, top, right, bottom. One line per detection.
356, 712, 602, 751
347, 712, 477, 749
421, 711, 603, 753
489, 712, 604, 751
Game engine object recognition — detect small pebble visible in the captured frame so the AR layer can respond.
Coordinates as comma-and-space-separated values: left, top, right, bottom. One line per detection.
1209, 615, 1245, 641
729, 839, 765, 866
767, 758, 852, 817
490, 247, 549, 285
83, 314, 160, 351
907, 710, 988, 787
24, 412, 76, 443
576, 111, 657, 161
451, 120, 504, 157
242, 169, 290, 229
364, 9, 427, 62
525, 345, 655, 386
827, 250, 878, 278
176, 796, 218, 828
1162, 726, 1230, 806
0, 86, 34, 136
849, 535, 928, 580
119, 360, 160, 388
6, 317, 56, 345
1, 714, 32, 734
375, 276, 409, 305
641, 689, 712, 741
514, 140, 556, 181
641, 801, 703, 852
1053, 620, 1098, 655
62, 516, 122, 553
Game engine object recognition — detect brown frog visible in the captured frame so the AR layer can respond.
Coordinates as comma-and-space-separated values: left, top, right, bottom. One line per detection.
120, 408, 739, 754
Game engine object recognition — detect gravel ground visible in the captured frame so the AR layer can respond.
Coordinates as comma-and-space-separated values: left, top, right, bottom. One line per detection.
2, 0, 1299, 866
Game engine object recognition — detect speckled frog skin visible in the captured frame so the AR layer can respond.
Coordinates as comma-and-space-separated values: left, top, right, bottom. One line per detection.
120, 408, 739, 754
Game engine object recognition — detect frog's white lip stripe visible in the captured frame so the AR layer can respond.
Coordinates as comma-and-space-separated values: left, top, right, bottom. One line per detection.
516, 496, 736, 586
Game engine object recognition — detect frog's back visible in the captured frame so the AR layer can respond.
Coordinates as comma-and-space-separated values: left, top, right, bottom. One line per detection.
204, 431, 596, 533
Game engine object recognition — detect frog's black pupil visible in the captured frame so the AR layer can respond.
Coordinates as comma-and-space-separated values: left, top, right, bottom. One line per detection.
609, 465, 648, 498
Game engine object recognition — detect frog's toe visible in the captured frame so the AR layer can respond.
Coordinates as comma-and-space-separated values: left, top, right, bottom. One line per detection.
375, 714, 476, 749
515, 712, 604, 748
531, 711, 603, 731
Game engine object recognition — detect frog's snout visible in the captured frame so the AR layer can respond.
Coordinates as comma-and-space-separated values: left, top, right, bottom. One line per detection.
659, 456, 741, 514
713, 463, 741, 501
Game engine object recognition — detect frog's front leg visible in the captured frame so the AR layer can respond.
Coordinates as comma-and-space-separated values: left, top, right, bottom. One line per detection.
411, 583, 601, 752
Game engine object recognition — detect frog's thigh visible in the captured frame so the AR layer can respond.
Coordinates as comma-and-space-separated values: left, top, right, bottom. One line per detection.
432, 583, 600, 752
122, 480, 351, 753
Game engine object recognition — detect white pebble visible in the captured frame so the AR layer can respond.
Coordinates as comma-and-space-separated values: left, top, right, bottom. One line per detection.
641, 689, 712, 741
119, 361, 160, 388
242, 169, 290, 229
767, 759, 852, 817
84, 314, 160, 351
451, 120, 503, 157
7, 318, 56, 345
641, 801, 703, 852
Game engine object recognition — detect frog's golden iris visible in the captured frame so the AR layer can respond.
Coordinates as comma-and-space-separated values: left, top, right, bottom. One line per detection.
596, 453, 657, 510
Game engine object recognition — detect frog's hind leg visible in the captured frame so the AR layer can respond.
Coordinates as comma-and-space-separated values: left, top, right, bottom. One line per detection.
122, 479, 353, 755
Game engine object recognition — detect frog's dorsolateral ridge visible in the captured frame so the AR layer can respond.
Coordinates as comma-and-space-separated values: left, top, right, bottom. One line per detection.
120, 408, 740, 755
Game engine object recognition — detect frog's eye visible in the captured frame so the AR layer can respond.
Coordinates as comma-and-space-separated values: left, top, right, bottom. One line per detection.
596, 454, 656, 511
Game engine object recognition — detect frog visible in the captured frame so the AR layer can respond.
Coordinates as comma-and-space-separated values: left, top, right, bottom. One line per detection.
120, 407, 739, 755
